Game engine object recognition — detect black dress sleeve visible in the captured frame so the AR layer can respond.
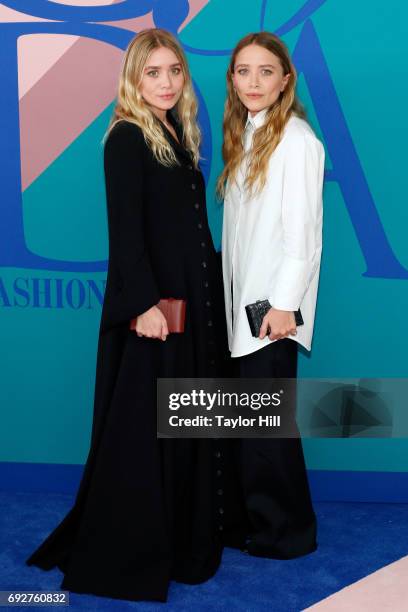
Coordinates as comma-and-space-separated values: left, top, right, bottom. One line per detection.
100, 121, 160, 333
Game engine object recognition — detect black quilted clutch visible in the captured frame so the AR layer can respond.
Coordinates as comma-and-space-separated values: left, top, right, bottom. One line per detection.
245, 299, 304, 338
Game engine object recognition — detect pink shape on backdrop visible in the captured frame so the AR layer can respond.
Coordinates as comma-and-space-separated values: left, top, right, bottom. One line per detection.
302, 555, 408, 612
19, 38, 125, 191
12, 0, 122, 99
0, 6, 51, 22
18, 36, 80, 98
0, 0, 117, 22
12, 0, 210, 190
52, 1, 117, 5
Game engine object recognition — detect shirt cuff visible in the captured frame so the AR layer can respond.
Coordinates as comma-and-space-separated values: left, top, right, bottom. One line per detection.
270, 254, 312, 311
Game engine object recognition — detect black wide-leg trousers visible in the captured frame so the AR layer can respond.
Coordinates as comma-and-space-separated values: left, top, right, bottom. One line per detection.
221, 339, 317, 559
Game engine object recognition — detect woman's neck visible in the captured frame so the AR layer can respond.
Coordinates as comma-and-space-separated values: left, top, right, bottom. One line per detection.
152, 108, 168, 123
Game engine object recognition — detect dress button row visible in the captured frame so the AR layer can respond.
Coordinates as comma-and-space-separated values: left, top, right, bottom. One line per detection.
214, 444, 224, 536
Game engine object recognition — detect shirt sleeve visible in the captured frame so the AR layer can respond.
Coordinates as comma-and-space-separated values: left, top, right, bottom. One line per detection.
100, 121, 160, 333
270, 131, 325, 312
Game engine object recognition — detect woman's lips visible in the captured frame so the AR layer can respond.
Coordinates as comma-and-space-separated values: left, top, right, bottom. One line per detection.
246, 93, 263, 98
159, 94, 175, 100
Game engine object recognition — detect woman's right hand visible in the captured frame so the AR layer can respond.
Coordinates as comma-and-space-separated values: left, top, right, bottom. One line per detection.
134, 305, 169, 341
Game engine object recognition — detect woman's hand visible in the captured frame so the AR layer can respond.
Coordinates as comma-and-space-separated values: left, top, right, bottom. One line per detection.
259, 308, 297, 341
134, 305, 169, 341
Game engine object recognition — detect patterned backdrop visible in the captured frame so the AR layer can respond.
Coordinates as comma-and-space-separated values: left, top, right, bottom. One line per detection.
0, 1, 407, 494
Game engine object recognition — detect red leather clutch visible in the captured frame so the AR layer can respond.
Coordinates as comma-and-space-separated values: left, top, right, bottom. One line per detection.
130, 298, 186, 334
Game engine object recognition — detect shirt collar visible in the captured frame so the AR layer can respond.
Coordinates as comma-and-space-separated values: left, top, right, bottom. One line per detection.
245, 107, 269, 131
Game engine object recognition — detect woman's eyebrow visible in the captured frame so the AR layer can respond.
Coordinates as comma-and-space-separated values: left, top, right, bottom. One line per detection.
145, 63, 182, 70
234, 63, 276, 69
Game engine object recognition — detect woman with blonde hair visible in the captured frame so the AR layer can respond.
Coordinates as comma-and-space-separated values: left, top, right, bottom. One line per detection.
26, 28, 228, 602
219, 32, 325, 559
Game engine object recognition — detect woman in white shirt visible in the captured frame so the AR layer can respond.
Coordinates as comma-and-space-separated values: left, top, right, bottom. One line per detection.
218, 32, 325, 559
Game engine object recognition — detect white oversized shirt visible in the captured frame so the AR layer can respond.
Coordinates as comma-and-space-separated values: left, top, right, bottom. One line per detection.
221, 109, 325, 358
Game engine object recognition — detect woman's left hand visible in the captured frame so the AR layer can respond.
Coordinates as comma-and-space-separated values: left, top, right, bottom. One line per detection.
259, 308, 297, 341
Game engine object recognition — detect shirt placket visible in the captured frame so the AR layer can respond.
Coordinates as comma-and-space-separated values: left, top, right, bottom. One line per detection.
230, 124, 253, 334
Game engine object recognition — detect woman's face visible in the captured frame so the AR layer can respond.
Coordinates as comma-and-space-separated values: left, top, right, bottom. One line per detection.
232, 44, 290, 116
140, 46, 185, 117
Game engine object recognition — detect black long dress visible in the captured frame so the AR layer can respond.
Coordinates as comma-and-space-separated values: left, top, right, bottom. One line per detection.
26, 116, 231, 603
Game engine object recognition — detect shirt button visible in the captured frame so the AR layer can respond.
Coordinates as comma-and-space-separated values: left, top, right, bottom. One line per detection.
218, 508, 224, 515
218, 525, 224, 531
214, 451, 221, 458
197, 222, 203, 229
188, 164, 193, 170
192, 183, 196, 190
216, 469, 222, 476
194, 203, 200, 210
201, 241, 206, 247
206, 300, 211, 307
204, 281, 209, 288
207, 320, 213, 327
217, 489, 223, 495
202, 261, 207, 269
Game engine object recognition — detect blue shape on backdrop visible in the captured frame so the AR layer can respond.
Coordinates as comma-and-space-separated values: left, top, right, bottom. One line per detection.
152, 0, 190, 33
0, 0, 153, 21
195, 84, 212, 185
293, 20, 408, 279
0, 22, 135, 273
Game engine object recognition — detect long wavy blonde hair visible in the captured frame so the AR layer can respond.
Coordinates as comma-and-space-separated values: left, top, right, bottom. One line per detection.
105, 28, 201, 167
217, 32, 306, 197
